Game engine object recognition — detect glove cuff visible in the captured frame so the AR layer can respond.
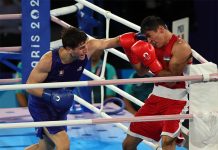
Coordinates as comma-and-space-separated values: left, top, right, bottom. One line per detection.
149, 59, 163, 75
136, 32, 147, 41
42, 89, 52, 102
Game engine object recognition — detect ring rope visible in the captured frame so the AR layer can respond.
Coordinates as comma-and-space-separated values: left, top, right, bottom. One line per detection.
0, 8, 209, 64
0, 4, 81, 52
191, 49, 209, 63
50, 3, 83, 16
76, 0, 209, 64
74, 95, 157, 148
0, 73, 217, 91
82, 69, 144, 107
75, 0, 140, 31
0, 78, 21, 84
0, 2, 216, 148
0, 114, 193, 129
0, 94, 157, 148
0, 14, 21, 20
0, 2, 214, 149
0, 46, 21, 52
0, 4, 82, 20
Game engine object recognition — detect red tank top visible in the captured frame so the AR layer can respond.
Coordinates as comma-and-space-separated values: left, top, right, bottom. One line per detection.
155, 34, 185, 89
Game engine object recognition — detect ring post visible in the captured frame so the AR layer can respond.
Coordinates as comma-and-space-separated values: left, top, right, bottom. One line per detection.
21, 0, 50, 83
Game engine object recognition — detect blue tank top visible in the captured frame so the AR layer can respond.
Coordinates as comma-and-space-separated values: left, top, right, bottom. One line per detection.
28, 49, 88, 106
44, 49, 88, 83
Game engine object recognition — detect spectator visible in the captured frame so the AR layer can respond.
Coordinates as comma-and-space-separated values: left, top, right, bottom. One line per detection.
123, 71, 154, 114
91, 50, 117, 103
15, 62, 28, 107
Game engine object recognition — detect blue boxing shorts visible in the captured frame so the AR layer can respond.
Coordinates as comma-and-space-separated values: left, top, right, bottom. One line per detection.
28, 95, 69, 139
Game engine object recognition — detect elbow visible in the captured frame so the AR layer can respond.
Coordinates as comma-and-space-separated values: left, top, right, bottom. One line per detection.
25, 80, 32, 94
136, 71, 146, 77
26, 89, 31, 94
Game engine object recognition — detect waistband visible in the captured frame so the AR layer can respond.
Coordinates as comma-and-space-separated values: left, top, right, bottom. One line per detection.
152, 85, 188, 101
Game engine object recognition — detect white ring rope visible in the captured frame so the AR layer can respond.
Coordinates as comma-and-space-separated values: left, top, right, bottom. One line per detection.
75, 0, 210, 64
0, 46, 21, 52
51, 15, 71, 29
0, 114, 193, 129
75, 0, 140, 31
0, 73, 217, 91
50, 3, 83, 16
0, 14, 21, 20
191, 49, 209, 63
0, 94, 157, 148
42, 5, 218, 138
0, 3, 82, 20
0, 3, 82, 52
0, 1, 209, 64
0, 3, 215, 149
83, 69, 144, 107
0, 78, 21, 84
74, 95, 156, 149
0, 11, 142, 111
0, 1, 216, 147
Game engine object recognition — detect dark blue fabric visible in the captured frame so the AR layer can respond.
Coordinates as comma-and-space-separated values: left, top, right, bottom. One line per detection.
29, 49, 88, 138
28, 95, 68, 139
44, 49, 88, 83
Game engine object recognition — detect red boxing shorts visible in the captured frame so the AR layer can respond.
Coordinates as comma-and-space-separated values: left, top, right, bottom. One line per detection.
129, 94, 187, 146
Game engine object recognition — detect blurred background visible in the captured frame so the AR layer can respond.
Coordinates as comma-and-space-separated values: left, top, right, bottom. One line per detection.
0, 0, 218, 76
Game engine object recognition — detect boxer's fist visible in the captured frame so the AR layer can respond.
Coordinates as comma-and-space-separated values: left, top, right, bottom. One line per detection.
131, 40, 163, 74
119, 32, 140, 64
42, 89, 74, 112
119, 32, 147, 48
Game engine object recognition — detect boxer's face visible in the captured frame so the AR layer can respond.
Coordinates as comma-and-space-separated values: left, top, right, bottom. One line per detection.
69, 40, 88, 60
145, 26, 165, 48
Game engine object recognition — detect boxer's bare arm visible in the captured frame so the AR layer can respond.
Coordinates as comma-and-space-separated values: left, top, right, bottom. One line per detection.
87, 37, 120, 58
26, 52, 52, 97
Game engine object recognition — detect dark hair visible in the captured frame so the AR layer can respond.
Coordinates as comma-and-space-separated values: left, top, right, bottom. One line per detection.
61, 27, 88, 49
140, 16, 167, 33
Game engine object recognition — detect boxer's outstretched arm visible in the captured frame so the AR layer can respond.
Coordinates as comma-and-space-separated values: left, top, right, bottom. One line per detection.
86, 36, 120, 58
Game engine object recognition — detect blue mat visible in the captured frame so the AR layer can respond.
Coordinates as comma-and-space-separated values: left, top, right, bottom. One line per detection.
0, 125, 187, 150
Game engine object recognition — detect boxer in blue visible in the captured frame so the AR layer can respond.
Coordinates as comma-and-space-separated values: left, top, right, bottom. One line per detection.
25, 27, 121, 150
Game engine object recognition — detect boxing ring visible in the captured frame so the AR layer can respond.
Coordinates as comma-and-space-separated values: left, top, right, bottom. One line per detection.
0, 0, 218, 150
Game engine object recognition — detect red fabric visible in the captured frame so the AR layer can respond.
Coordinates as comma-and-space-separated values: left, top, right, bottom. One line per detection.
131, 40, 163, 73
119, 32, 140, 64
155, 35, 186, 89
130, 95, 186, 144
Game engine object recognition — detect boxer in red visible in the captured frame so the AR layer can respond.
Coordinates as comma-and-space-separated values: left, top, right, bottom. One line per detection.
120, 16, 192, 150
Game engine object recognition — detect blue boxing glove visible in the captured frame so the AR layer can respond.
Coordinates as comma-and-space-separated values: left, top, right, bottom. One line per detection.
42, 89, 74, 112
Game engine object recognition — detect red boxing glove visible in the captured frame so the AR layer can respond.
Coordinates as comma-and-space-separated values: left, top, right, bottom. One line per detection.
131, 40, 163, 74
119, 32, 140, 64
